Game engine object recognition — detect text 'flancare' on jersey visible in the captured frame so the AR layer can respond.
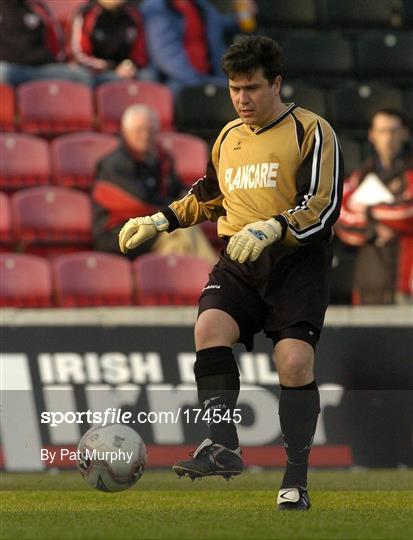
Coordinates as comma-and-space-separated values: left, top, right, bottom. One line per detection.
225, 162, 279, 191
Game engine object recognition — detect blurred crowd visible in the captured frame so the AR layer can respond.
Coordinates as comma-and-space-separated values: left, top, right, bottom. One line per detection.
0, 0, 255, 89
0, 0, 412, 306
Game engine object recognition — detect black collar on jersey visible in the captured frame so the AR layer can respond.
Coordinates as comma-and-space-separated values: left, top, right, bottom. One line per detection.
253, 103, 296, 135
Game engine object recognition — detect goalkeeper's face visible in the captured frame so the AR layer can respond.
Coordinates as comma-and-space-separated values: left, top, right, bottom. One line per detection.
228, 68, 283, 128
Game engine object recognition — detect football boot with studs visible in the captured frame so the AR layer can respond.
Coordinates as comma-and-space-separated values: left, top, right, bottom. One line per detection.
172, 438, 243, 481
277, 486, 311, 511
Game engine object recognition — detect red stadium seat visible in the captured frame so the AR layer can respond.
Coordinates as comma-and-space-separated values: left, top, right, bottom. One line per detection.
0, 84, 16, 131
17, 80, 94, 136
0, 134, 50, 191
0, 253, 52, 307
96, 80, 174, 133
53, 252, 133, 306
11, 186, 92, 255
0, 192, 12, 248
157, 132, 208, 187
51, 132, 119, 190
133, 253, 211, 305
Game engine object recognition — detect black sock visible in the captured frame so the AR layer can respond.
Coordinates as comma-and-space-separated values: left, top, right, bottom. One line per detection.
194, 346, 240, 450
279, 380, 320, 488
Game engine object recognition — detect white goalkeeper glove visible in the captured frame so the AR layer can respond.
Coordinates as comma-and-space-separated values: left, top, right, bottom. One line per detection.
226, 218, 282, 263
118, 211, 169, 254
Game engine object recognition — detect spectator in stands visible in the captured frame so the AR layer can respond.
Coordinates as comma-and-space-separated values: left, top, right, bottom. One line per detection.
92, 103, 217, 263
0, 0, 90, 86
71, 0, 157, 87
140, 0, 256, 93
336, 108, 413, 304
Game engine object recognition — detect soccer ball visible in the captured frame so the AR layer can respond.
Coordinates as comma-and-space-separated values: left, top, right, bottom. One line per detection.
77, 423, 147, 492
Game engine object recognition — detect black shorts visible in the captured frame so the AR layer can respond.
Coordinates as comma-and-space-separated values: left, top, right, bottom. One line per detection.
198, 240, 333, 351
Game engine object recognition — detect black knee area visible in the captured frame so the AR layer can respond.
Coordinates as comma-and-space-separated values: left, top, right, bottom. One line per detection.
279, 380, 320, 419
194, 346, 239, 380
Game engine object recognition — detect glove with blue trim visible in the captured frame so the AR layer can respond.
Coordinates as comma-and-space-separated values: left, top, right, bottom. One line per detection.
226, 218, 282, 263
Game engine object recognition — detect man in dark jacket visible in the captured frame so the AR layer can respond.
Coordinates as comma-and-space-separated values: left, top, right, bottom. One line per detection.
92, 103, 216, 262
0, 0, 89, 86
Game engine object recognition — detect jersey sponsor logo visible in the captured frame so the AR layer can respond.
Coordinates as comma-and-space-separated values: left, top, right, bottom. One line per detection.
225, 162, 279, 191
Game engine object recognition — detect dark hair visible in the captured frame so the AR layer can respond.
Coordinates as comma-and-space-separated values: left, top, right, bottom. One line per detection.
221, 35, 283, 84
369, 107, 409, 129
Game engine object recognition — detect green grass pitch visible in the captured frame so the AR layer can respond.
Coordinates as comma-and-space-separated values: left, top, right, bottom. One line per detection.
1, 469, 412, 539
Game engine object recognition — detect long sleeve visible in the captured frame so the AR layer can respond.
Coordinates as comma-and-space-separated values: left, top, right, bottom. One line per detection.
335, 172, 371, 246
275, 120, 344, 245
31, 0, 66, 62
162, 159, 225, 231
370, 200, 413, 235
336, 168, 413, 246
124, 5, 148, 68
71, 5, 108, 70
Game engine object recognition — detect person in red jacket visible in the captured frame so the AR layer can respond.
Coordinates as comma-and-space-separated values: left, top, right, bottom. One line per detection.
71, 0, 157, 86
336, 108, 413, 304
0, 0, 90, 86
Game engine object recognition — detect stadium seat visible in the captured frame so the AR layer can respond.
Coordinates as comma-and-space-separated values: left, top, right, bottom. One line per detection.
51, 132, 119, 190
0, 253, 52, 307
0, 192, 12, 249
404, 0, 413, 28
174, 84, 235, 141
0, 84, 15, 131
257, 0, 318, 28
281, 83, 327, 118
355, 33, 413, 80
328, 82, 404, 132
96, 80, 174, 133
323, 0, 397, 29
157, 132, 208, 187
133, 253, 211, 305
17, 80, 94, 136
53, 252, 133, 306
337, 135, 363, 177
11, 186, 92, 255
282, 34, 354, 78
0, 134, 50, 191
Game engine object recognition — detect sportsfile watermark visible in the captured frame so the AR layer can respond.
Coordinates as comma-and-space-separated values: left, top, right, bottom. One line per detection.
41, 407, 243, 428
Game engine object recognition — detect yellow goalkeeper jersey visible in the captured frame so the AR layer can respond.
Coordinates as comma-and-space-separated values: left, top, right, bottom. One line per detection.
162, 103, 344, 246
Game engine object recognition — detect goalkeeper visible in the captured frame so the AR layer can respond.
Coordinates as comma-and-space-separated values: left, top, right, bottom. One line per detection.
119, 35, 344, 511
